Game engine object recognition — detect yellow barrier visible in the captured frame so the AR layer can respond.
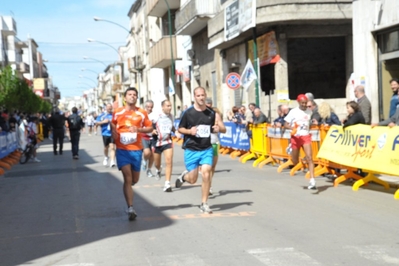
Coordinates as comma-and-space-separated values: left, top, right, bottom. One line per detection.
239, 123, 269, 167
317, 125, 399, 199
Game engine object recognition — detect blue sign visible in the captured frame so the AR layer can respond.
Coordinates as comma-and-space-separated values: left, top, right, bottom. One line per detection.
219, 122, 250, 150
0, 132, 18, 159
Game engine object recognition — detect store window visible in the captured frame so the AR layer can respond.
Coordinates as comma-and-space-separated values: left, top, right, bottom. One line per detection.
287, 37, 346, 99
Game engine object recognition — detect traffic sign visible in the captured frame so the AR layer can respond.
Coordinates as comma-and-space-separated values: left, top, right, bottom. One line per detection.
226, 72, 241, 90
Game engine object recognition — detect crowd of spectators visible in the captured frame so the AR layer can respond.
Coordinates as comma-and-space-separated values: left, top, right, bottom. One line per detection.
222, 77, 398, 138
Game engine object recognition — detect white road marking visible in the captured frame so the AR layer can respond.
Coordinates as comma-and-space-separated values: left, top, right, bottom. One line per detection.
247, 247, 321, 266
146, 253, 207, 266
346, 245, 399, 264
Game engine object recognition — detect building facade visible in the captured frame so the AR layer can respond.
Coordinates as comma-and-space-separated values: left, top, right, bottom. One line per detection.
1, 16, 60, 107
207, 0, 352, 119
352, 0, 399, 122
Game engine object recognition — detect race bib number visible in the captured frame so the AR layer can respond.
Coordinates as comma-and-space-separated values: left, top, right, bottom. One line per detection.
196, 125, 211, 138
159, 124, 171, 134
120, 132, 137, 145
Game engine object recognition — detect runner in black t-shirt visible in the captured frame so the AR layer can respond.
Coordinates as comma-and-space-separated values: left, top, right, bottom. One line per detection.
175, 87, 225, 214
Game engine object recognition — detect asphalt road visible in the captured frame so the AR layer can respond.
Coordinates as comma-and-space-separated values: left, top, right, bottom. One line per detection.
1, 132, 398, 266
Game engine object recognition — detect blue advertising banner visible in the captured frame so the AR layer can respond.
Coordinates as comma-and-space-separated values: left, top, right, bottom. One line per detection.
173, 120, 249, 151
0, 132, 18, 159
219, 122, 250, 150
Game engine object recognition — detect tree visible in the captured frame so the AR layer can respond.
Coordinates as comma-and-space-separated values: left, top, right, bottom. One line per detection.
0, 66, 54, 114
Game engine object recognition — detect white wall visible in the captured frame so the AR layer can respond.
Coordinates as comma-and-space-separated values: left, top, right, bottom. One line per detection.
352, 0, 399, 123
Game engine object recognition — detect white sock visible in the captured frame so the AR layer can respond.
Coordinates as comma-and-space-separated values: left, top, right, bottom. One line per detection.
309, 178, 316, 185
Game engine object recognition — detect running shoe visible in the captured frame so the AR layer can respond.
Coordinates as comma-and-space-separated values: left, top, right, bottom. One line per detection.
163, 182, 172, 192
110, 160, 116, 168
103, 157, 108, 166
209, 187, 213, 196
155, 169, 161, 181
176, 170, 188, 188
127, 206, 137, 221
33, 157, 41, 163
141, 160, 147, 171
146, 169, 154, 178
199, 203, 213, 214
307, 178, 317, 190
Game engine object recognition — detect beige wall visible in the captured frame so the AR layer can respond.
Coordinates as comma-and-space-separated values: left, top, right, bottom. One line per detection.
352, 0, 399, 121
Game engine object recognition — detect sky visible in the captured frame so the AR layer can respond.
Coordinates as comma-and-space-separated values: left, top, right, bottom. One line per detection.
0, 0, 134, 98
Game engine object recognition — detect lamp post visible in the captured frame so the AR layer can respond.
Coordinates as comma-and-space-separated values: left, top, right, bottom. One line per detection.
83, 56, 108, 67
81, 68, 98, 76
78, 82, 95, 88
87, 38, 121, 61
164, 0, 177, 116
94, 15, 144, 106
79, 75, 97, 87
93, 16, 131, 34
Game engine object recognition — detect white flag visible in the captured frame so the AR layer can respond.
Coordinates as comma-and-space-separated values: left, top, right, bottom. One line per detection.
240, 59, 258, 91
168, 77, 175, 95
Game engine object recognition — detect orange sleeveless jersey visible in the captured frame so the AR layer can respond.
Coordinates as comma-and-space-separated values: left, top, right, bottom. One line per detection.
112, 107, 152, 150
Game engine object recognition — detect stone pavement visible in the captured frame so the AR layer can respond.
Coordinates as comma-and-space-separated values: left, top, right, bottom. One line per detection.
1, 132, 399, 266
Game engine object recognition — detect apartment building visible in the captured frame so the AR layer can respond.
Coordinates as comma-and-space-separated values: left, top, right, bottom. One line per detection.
124, 1, 398, 123
0, 16, 30, 79
352, 0, 399, 122
141, 1, 353, 119
1, 15, 60, 107
207, 0, 353, 119
146, 0, 190, 115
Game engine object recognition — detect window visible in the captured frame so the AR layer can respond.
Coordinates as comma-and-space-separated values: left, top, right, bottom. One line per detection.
287, 37, 346, 99
378, 28, 399, 54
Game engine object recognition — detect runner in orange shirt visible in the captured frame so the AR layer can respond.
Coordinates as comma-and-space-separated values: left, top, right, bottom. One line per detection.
111, 87, 153, 221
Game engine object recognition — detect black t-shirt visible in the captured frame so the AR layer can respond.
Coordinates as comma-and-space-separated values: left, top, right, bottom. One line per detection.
179, 106, 215, 151
68, 113, 83, 131
49, 113, 66, 129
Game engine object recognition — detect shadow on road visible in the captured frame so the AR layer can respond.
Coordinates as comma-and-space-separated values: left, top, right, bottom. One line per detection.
0, 140, 173, 265
211, 201, 253, 211
302, 184, 333, 194
209, 189, 252, 199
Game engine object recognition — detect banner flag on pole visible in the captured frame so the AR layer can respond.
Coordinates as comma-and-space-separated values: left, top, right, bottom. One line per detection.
240, 59, 258, 91
168, 77, 175, 95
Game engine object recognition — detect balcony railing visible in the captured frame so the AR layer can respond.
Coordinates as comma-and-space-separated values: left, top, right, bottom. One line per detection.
175, 0, 218, 36
147, 0, 180, 17
149, 36, 181, 69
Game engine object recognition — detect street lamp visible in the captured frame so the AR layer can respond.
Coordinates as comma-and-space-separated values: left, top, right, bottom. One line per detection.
79, 75, 97, 87
93, 16, 130, 34
87, 38, 120, 61
81, 68, 98, 75
93, 16, 131, 107
78, 82, 94, 88
83, 56, 108, 67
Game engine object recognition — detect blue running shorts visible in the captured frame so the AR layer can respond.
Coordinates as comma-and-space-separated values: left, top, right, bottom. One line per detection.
184, 148, 213, 172
116, 149, 143, 172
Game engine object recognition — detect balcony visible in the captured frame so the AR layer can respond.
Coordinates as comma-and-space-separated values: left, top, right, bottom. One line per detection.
18, 62, 30, 73
147, 0, 180, 17
175, 0, 218, 36
149, 36, 181, 69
